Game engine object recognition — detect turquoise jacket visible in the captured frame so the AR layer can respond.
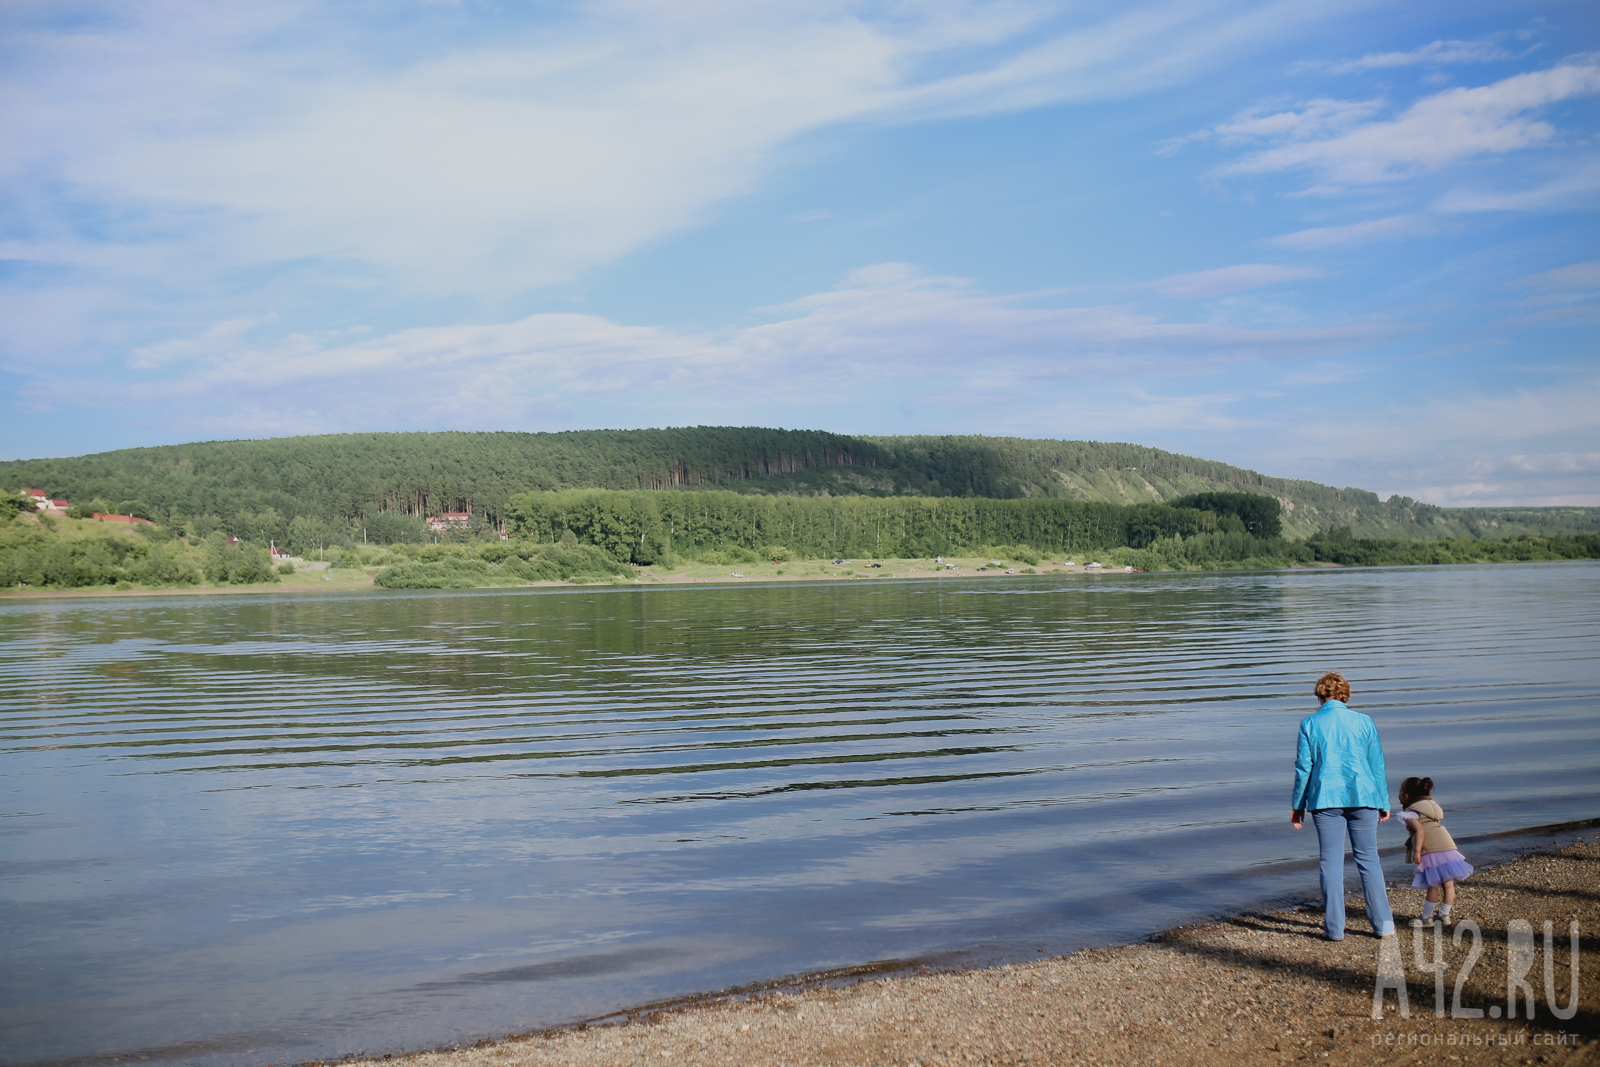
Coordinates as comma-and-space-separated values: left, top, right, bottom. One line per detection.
1290, 700, 1389, 812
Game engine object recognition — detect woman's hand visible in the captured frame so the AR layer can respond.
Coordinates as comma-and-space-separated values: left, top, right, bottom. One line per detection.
1290, 810, 1304, 829
1378, 810, 1391, 823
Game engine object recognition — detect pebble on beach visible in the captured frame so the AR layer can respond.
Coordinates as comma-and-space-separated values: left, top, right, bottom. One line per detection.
342, 839, 1598, 1067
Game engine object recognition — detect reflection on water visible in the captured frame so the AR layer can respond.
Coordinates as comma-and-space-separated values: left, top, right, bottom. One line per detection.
2, 564, 1598, 1065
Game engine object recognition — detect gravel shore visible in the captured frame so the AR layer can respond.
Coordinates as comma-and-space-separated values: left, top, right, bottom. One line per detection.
342, 837, 1598, 1067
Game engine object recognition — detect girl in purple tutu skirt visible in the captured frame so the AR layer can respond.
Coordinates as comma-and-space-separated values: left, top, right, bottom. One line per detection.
1397, 776, 1474, 926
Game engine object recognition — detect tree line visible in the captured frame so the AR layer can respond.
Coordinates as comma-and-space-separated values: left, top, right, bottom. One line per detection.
8, 427, 1596, 545
6, 492, 1598, 593
503, 488, 1282, 564
1112, 527, 1600, 572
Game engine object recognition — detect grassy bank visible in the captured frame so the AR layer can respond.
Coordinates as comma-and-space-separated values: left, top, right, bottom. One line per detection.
0, 513, 279, 591
4, 507, 1598, 597
338, 530, 1600, 588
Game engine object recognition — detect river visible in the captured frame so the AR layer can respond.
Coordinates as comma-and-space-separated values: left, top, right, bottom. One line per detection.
2, 563, 1597, 1065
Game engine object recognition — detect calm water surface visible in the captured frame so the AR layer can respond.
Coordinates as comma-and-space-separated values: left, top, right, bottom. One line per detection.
3, 564, 1598, 1065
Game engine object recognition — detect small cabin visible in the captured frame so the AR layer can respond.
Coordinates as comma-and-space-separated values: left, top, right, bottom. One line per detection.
427, 512, 471, 532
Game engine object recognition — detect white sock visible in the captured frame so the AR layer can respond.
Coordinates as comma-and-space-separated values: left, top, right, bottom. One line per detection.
1439, 904, 1452, 917
1421, 901, 1437, 920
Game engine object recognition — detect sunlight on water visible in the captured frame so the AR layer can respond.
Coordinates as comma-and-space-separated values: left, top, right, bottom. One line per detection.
2, 564, 1597, 1065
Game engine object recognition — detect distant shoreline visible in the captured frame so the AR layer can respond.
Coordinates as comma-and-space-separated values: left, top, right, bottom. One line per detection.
5, 555, 1588, 602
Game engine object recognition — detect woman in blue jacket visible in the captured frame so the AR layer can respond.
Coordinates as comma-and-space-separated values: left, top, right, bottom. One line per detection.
1290, 672, 1396, 940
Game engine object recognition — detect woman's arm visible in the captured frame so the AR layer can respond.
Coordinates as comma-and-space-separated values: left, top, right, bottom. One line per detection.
1364, 718, 1388, 807
1291, 720, 1313, 813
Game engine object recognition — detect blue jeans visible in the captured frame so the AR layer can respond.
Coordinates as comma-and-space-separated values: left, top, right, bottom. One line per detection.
1312, 807, 1394, 939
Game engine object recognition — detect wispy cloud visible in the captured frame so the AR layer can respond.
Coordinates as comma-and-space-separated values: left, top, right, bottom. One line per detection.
1433, 163, 1600, 213
0, 0, 1350, 303
23, 264, 1395, 435
128, 315, 279, 370
1148, 263, 1323, 298
1504, 451, 1600, 474
1221, 60, 1600, 186
1309, 36, 1517, 75
1516, 259, 1600, 293
1500, 258, 1600, 327
1156, 97, 1379, 155
880, 0, 1353, 120
1263, 214, 1434, 249
1277, 373, 1600, 506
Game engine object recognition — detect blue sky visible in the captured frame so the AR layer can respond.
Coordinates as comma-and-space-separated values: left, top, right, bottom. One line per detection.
2, 1, 1597, 505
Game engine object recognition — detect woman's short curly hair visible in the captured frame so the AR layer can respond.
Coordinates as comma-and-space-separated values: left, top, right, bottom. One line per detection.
1314, 672, 1351, 703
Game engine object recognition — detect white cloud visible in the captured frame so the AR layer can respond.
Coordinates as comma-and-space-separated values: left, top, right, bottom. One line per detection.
1149, 263, 1322, 298
1224, 60, 1600, 185
1317, 36, 1516, 74
129, 315, 277, 370
1516, 259, 1600, 293
1433, 163, 1600, 213
736, 264, 1384, 373
882, 0, 1355, 120
0, 0, 1353, 302
1276, 372, 1600, 505
1504, 451, 1600, 474
1498, 258, 1600, 326
1156, 97, 1379, 155
1312, 373, 1600, 452
1263, 214, 1433, 249
22, 264, 1395, 434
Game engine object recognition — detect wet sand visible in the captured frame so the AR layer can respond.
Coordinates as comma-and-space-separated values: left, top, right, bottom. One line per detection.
334, 835, 1598, 1067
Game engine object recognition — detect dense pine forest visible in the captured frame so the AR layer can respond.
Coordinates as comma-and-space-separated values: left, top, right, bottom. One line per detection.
4, 427, 1598, 546
502, 488, 1281, 562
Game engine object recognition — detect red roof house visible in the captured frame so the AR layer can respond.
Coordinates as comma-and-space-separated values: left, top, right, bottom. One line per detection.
427, 512, 471, 532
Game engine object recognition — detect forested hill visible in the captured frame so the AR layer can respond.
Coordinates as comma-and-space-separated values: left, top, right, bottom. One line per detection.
4, 427, 1596, 540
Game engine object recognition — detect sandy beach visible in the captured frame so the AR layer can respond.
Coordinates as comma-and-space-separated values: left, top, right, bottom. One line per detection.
0, 556, 1141, 600
324, 835, 1597, 1067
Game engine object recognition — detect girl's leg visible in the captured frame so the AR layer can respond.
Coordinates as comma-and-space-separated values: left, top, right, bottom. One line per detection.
1346, 807, 1394, 936
1436, 879, 1458, 923
1419, 884, 1440, 922
1310, 809, 1348, 939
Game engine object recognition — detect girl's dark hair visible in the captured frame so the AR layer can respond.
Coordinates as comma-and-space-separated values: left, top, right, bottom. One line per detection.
1401, 776, 1433, 798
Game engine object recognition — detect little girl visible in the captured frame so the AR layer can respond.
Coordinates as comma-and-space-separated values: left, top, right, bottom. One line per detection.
1397, 776, 1474, 926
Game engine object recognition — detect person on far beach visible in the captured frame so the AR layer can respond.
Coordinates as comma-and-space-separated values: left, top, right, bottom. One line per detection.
1290, 672, 1396, 940
1397, 776, 1474, 927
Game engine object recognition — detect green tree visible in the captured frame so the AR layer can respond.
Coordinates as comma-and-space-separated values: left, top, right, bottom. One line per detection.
1169, 492, 1283, 538
203, 536, 279, 584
